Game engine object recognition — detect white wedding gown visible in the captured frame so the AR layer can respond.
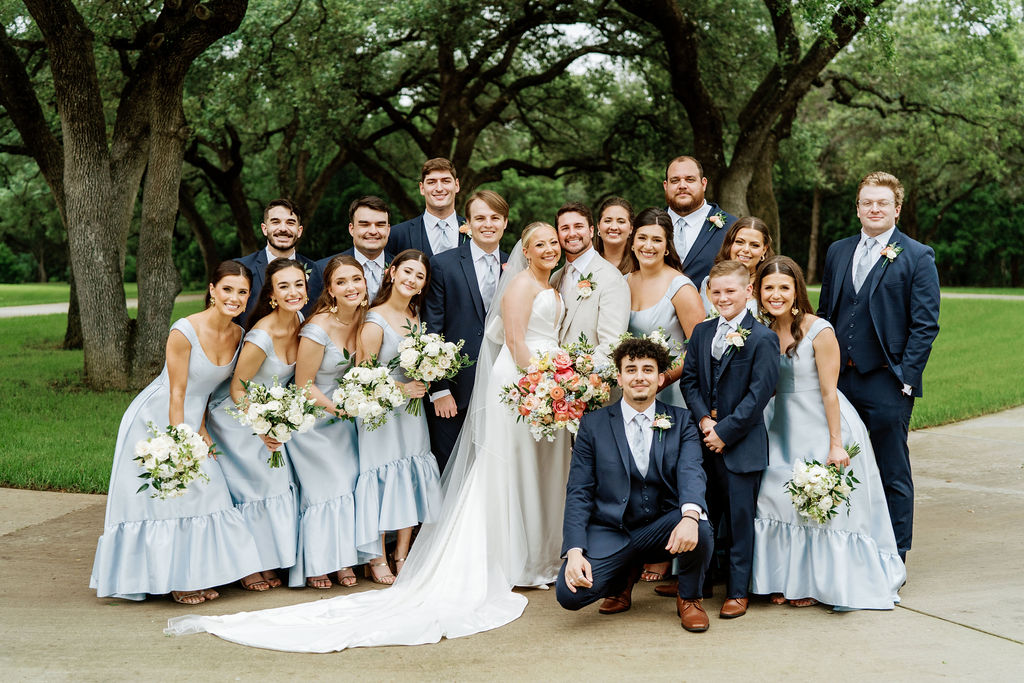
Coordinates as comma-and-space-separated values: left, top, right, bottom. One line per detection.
166, 288, 570, 652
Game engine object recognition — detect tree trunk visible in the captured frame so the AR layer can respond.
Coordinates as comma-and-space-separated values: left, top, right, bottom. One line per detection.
62, 264, 83, 350
179, 181, 221, 284
745, 134, 782, 251
806, 186, 822, 283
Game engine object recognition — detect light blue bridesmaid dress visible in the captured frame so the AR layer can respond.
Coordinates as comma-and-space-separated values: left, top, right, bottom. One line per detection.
206, 328, 299, 575
90, 318, 263, 600
750, 318, 906, 609
354, 311, 442, 558
627, 273, 696, 408
285, 322, 362, 585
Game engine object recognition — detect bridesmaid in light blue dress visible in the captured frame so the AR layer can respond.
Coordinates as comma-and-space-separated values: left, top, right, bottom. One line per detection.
206, 259, 308, 592
697, 216, 775, 317
750, 257, 905, 609
91, 262, 263, 605
287, 255, 369, 589
356, 250, 443, 580
625, 207, 705, 408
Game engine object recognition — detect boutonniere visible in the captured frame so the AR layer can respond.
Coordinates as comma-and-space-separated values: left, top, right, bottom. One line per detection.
302, 263, 313, 278
724, 326, 751, 353
459, 223, 472, 239
707, 211, 727, 233
880, 243, 903, 263
652, 413, 673, 440
577, 272, 596, 300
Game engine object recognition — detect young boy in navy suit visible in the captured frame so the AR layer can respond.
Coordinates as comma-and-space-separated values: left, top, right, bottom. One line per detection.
681, 260, 779, 618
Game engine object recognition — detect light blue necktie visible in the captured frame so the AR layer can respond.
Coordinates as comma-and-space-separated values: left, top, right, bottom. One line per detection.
630, 413, 650, 477
480, 253, 497, 312
712, 321, 730, 361
853, 237, 877, 293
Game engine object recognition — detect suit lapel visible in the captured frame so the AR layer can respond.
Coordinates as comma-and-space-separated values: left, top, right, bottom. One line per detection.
459, 246, 486, 323
868, 229, 900, 298
698, 324, 712, 392
832, 237, 858, 312
650, 401, 666, 477
683, 203, 721, 270
718, 311, 754, 377
414, 216, 431, 255
607, 404, 633, 478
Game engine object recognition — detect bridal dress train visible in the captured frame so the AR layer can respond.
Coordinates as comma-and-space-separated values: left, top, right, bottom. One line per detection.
166, 288, 570, 651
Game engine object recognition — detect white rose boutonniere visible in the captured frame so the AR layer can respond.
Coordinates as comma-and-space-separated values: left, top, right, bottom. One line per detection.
652, 413, 673, 440
707, 210, 727, 232
724, 326, 751, 354
459, 223, 472, 239
577, 272, 596, 300
880, 243, 903, 263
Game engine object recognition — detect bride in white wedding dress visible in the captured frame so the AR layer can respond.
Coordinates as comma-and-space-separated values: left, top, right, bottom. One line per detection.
166, 223, 570, 652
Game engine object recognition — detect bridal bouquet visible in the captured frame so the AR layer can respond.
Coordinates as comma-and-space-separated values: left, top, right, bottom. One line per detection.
133, 422, 213, 500
227, 377, 324, 468
499, 340, 612, 442
786, 443, 861, 524
606, 327, 684, 384
394, 321, 474, 416
332, 362, 408, 430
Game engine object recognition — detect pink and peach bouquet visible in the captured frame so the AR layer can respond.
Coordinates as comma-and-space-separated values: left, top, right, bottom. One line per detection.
499, 342, 611, 442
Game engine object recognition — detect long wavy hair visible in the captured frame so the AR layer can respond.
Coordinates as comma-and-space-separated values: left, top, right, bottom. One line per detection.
304, 254, 368, 329
594, 196, 635, 274
371, 249, 431, 316
205, 260, 253, 307
755, 255, 814, 357
626, 207, 684, 273
245, 258, 307, 330
714, 216, 775, 268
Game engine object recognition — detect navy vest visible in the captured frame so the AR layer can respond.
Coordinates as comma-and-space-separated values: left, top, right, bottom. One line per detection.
623, 446, 663, 531
834, 271, 887, 371
709, 355, 723, 412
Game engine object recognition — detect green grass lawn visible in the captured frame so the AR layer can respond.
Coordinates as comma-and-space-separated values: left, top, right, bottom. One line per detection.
0, 282, 206, 307
0, 296, 1022, 493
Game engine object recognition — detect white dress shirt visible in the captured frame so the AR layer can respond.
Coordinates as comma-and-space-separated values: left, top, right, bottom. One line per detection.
423, 211, 459, 255
353, 248, 387, 302
668, 200, 712, 260
264, 245, 296, 263
851, 225, 896, 282
560, 247, 598, 299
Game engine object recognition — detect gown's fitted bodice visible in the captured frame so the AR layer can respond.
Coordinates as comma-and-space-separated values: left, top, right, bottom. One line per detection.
300, 323, 350, 394
245, 328, 297, 387
365, 311, 414, 382
774, 324, 827, 394
166, 285, 576, 651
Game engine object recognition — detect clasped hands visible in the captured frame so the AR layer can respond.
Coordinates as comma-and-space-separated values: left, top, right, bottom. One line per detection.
699, 416, 725, 453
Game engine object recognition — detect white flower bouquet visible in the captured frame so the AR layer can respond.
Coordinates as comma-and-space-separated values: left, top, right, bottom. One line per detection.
227, 377, 325, 467
332, 362, 408, 430
785, 443, 861, 524
607, 327, 684, 384
393, 321, 473, 416
133, 422, 213, 500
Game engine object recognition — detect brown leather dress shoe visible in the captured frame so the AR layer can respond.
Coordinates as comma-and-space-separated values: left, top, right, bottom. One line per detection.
598, 564, 642, 614
676, 597, 709, 632
719, 597, 749, 618
653, 580, 679, 598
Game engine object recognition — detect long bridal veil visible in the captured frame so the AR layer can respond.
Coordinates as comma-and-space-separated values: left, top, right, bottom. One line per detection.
165, 243, 535, 652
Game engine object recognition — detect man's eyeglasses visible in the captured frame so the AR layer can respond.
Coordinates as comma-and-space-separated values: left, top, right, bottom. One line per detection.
857, 200, 895, 209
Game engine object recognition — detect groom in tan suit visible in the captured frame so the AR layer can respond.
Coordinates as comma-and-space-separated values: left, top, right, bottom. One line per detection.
550, 202, 630, 366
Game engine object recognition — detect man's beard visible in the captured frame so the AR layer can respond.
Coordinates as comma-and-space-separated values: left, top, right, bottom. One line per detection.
269, 232, 298, 251
668, 191, 702, 214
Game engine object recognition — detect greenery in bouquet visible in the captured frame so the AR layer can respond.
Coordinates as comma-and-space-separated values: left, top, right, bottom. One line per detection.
786, 443, 862, 524
133, 422, 212, 500
227, 376, 325, 468
333, 359, 408, 430
392, 320, 474, 416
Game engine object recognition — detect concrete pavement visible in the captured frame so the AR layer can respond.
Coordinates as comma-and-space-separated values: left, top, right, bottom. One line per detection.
1, 406, 1022, 680
0, 294, 205, 319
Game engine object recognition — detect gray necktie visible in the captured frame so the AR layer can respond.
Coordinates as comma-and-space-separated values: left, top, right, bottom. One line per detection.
853, 237, 877, 293
480, 253, 497, 312
676, 217, 691, 257
365, 260, 381, 300
437, 220, 453, 251
630, 413, 650, 477
711, 322, 730, 361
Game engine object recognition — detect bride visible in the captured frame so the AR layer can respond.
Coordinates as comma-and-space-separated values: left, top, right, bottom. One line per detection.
167, 222, 571, 651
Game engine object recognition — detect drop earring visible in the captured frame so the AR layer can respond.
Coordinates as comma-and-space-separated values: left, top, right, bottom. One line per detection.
791, 306, 799, 316
329, 298, 338, 314
360, 297, 369, 307
302, 296, 309, 305
270, 298, 278, 309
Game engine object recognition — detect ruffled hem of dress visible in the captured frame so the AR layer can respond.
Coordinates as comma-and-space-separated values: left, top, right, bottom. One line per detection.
354, 453, 442, 555
750, 516, 905, 610
90, 507, 263, 600
290, 491, 363, 586
235, 485, 299, 571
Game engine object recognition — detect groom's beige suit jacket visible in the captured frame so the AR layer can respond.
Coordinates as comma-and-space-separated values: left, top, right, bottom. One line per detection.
550, 251, 630, 364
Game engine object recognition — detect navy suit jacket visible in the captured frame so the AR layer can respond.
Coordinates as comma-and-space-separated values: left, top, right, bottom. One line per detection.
234, 248, 322, 325
314, 247, 394, 273
388, 214, 468, 258
561, 401, 706, 559
817, 228, 939, 396
422, 241, 508, 409
677, 203, 737, 285
680, 311, 779, 474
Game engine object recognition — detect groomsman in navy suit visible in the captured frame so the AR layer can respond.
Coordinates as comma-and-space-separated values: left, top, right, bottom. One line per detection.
235, 198, 322, 324
389, 157, 469, 258
316, 196, 394, 303
557, 337, 714, 632
817, 171, 940, 563
423, 190, 509, 471
681, 260, 779, 618
664, 156, 737, 285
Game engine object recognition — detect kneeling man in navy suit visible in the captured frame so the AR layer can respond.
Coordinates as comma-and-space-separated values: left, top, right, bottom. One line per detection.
557, 337, 714, 632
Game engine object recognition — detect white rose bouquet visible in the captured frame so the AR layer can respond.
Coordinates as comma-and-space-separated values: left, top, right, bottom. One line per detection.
606, 327, 684, 384
133, 422, 213, 500
332, 361, 407, 430
785, 443, 861, 524
227, 376, 325, 468
392, 321, 473, 416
